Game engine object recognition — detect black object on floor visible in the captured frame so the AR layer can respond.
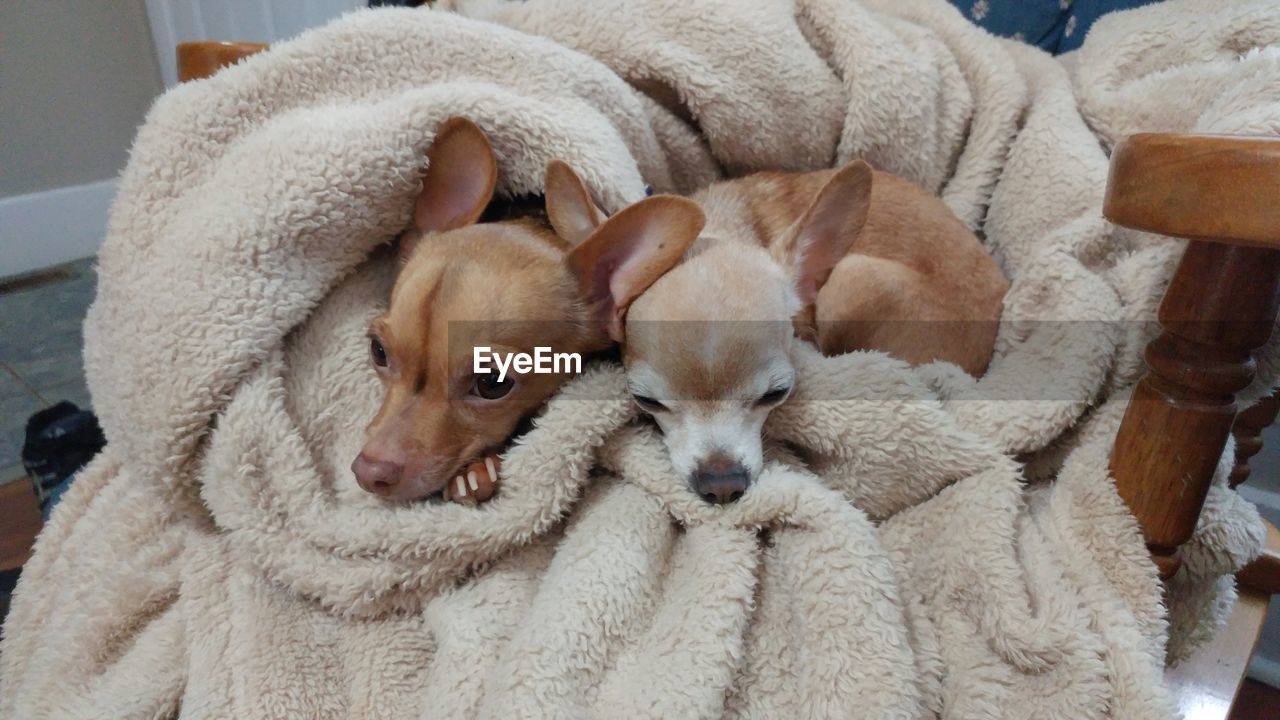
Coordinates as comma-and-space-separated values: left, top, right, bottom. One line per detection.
21, 402, 105, 517
0, 568, 18, 628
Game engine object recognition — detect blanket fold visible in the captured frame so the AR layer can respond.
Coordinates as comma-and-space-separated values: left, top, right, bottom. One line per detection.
3, 1, 1277, 718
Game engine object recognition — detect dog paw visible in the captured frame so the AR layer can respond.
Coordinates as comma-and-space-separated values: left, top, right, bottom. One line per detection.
444, 456, 500, 505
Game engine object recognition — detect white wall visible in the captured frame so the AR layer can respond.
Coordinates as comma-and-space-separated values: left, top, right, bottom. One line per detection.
0, 0, 162, 278
0, 1, 162, 197
1, 0, 363, 279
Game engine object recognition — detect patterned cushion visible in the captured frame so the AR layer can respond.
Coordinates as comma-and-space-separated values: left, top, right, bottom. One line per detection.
946, 0, 1162, 54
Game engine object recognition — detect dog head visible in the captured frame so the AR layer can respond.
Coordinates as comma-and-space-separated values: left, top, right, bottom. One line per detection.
621, 161, 873, 504
353, 120, 703, 501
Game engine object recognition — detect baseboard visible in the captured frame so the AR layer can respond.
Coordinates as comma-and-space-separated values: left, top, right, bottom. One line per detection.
1240, 485, 1280, 523
0, 179, 116, 280
1250, 653, 1280, 689
1241, 483, 1280, 688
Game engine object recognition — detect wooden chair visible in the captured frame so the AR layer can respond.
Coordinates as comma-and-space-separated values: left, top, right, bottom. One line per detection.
178, 43, 1280, 719
1105, 133, 1280, 717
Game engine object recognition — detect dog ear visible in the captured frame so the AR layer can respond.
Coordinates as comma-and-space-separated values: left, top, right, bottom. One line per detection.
566, 195, 704, 342
773, 160, 872, 306
545, 159, 606, 246
404, 117, 498, 254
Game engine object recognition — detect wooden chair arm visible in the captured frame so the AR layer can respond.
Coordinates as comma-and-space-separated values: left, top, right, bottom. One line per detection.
176, 41, 268, 83
1105, 134, 1280, 248
1105, 133, 1280, 579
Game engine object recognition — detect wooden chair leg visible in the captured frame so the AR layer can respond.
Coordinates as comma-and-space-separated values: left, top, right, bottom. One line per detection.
1110, 244, 1280, 577
1230, 389, 1280, 488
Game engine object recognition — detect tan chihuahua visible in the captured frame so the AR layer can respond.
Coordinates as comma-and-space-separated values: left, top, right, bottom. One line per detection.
555, 160, 1008, 504
352, 118, 704, 503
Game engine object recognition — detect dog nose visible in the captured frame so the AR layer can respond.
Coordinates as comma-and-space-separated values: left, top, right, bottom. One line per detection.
352, 453, 403, 496
691, 457, 749, 505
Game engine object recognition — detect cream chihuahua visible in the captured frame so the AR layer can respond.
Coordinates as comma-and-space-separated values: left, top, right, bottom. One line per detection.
553, 160, 1008, 505
352, 118, 703, 503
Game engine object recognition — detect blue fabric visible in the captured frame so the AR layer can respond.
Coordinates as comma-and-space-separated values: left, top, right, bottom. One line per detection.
945, 0, 1163, 54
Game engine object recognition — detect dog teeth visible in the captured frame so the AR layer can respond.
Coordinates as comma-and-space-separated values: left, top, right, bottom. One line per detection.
484, 456, 497, 481
467, 471, 479, 492
455, 476, 466, 497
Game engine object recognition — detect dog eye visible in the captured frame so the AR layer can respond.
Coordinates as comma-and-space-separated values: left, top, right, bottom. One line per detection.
472, 372, 515, 400
369, 336, 388, 367
755, 386, 791, 407
632, 394, 668, 413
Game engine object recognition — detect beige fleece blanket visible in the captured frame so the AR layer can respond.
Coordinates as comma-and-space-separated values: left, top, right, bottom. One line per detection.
3, 1, 1277, 718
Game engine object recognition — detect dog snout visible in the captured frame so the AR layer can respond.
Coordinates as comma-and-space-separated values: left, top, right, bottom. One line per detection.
352, 453, 404, 496
691, 455, 749, 505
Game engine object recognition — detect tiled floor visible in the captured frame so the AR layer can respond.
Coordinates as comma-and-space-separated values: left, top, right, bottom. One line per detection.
0, 258, 96, 484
